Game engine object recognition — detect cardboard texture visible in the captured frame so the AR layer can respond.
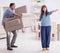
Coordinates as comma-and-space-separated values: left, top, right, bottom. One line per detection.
4, 18, 23, 32
15, 5, 27, 28
15, 6, 27, 14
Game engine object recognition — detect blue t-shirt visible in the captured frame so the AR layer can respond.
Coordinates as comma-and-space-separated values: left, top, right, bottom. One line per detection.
3, 8, 15, 18
2, 8, 15, 25
40, 12, 52, 26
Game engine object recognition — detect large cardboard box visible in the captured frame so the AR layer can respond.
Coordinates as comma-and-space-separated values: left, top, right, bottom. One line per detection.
4, 18, 23, 32
15, 6, 27, 28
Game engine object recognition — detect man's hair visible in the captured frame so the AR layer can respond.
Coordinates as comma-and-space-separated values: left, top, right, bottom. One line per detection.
10, 3, 15, 7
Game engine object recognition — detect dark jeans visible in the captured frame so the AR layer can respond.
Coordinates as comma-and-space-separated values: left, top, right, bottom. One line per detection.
41, 26, 51, 48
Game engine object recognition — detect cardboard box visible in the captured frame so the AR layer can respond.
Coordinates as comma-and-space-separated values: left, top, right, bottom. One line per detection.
15, 6, 27, 14
4, 18, 23, 32
15, 6, 26, 28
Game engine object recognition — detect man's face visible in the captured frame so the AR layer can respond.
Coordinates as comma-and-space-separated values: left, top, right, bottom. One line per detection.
11, 4, 16, 10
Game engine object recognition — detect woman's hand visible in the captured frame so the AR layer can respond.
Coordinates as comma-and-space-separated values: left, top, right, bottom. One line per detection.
52, 9, 58, 13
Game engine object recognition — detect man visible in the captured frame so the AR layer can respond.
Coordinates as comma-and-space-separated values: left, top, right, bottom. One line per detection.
2, 3, 22, 50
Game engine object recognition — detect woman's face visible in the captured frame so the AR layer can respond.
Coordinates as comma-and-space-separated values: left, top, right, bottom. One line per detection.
43, 7, 47, 12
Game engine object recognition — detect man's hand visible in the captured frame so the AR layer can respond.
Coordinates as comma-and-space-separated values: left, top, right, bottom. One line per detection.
14, 13, 22, 18
18, 14, 22, 18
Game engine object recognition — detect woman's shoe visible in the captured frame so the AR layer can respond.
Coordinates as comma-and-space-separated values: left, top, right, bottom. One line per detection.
46, 48, 49, 50
42, 48, 46, 51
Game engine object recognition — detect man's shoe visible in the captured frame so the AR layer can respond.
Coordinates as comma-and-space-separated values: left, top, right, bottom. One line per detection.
11, 45, 18, 48
7, 48, 13, 50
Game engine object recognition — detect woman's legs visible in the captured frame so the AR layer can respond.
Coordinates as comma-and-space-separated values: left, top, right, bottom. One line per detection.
46, 26, 51, 48
41, 26, 51, 51
41, 26, 46, 48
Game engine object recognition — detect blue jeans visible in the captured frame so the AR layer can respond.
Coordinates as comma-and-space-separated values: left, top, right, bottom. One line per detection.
41, 26, 51, 48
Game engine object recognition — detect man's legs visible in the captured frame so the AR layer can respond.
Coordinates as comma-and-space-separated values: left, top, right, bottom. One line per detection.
6, 33, 13, 50
11, 30, 17, 47
3, 23, 13, 50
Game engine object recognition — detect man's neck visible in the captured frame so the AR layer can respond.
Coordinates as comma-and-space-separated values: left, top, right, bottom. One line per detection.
10, 7, 13, 10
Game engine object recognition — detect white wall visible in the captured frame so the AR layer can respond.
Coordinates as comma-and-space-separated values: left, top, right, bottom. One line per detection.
0, 0, 32, 12
0, 0, 60, 23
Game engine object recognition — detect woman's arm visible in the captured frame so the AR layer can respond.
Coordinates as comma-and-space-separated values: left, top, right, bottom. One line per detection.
51, 9, 58, 13
49, 9, 58, 15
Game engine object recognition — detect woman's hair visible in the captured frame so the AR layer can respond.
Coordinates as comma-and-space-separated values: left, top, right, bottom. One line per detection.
40, 5, 48, 20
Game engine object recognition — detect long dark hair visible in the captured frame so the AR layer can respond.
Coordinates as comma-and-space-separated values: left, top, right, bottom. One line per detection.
40, 5, 48, 20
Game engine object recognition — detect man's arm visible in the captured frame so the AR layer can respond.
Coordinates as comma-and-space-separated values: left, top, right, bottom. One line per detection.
13, 13, 22, 18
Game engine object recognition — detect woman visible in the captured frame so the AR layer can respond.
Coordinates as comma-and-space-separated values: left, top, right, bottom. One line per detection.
40, 5, 58, 51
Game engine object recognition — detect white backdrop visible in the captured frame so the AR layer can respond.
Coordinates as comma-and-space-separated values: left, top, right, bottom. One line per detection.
0, 0, 60, 23
0, 0, 32, 12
